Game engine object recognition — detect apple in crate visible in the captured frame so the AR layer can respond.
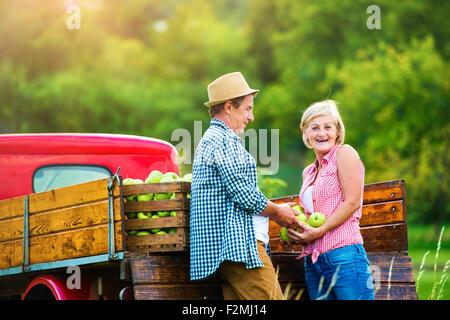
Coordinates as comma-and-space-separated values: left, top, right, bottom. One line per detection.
150, 215, 161, 233
123, 178, 143, 201
145, 170, 164, 183
155, 175, 175, 200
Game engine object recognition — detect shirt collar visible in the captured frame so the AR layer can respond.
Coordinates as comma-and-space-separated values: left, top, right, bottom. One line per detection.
314, 144, 339, 168
210, 118, 240, 141
210, 118, 230, 131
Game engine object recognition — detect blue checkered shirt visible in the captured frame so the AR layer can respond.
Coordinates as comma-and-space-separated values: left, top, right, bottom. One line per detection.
189, 119, 268, 281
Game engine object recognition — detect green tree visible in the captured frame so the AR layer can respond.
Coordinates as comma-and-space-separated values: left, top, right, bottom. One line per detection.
323, 37, 449, 225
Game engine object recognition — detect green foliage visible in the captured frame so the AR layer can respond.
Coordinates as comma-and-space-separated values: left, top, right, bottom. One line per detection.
257, 170, 288, 200
0, 0, 448, 224
324, 37, 450, 224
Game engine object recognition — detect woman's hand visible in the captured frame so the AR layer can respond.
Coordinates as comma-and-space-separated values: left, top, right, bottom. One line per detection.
286, 223, 326, 244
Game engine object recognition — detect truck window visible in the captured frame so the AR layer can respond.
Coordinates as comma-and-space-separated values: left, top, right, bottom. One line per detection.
33, 165, 112, 193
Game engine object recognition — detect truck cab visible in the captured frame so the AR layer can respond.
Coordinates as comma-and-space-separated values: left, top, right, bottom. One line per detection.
0, 133, 179, 200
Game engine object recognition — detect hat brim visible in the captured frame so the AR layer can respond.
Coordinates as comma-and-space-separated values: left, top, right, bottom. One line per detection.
204, 89, 259, 107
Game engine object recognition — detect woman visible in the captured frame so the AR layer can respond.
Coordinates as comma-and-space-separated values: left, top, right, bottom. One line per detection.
286, 100, 374, 300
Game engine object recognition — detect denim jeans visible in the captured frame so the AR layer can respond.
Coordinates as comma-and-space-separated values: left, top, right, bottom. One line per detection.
304, 244, 375, 300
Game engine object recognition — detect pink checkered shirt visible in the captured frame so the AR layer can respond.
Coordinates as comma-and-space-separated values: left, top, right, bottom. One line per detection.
298, 144, 365, 263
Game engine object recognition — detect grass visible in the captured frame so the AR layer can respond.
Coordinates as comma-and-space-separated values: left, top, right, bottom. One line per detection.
408, 224, 450, 300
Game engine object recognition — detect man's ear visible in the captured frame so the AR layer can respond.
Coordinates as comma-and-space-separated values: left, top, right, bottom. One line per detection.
223, 100, 232, 116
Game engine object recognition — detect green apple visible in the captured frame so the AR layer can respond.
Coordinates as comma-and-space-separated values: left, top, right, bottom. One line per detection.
155, 230, 167, 235
309, 212, 326, 228
155, 192, 170, 201
292, 205, 304, 214
123, 178, 135, 185
155, 175, 175, 200
128, 230, 138, 235
296, 213, 308, 225
136, 230, 151, 236
280, 227, 293, 242
163, 172, 178, 181
150, 215, 161, 233
126, 212, 137, 219
183, 173, 192, 182
168, 228, 177, 234
123, 178, 138, 201
160, 175, 175, 183
137, 212, 149, 219
145, 170, 164, 183
169, 211, 177, 217
157, 210, 170, 217
137, 192, 153, 202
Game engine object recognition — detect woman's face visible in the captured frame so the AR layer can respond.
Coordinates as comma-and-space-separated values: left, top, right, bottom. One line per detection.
303, 114, 339, 155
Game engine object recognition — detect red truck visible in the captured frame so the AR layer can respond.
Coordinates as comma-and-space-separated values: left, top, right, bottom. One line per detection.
0, 133, 179, 299
0, 133, 418, 301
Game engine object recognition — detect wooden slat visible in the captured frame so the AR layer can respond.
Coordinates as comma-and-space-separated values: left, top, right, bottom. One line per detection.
0, 222, 123, 269
279, 283, 418, 300
367, 252, 415, 283
130, 254, 194, 284
28, 177, 120, 214
360, 200, 405, 227
271, 254, 305, 282
124, 199, 189, 212
130, 252, 222, 300
270, 196, 297, 205
122, 182, 191, 196
0, 196, 25, 221
126, 230, 187, 248
374, 283, 418, 300
361, 223, 408, 252
363, 180, 405, 205
134, 283, 222, 300
0, 198, 122, 243
125, 213, 188, 230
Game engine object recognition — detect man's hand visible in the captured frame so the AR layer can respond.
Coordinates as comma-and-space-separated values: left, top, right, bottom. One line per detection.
261, 201, 302, 229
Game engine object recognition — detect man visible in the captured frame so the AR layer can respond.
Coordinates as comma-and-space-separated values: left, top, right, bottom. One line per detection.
190, 72, 302, 300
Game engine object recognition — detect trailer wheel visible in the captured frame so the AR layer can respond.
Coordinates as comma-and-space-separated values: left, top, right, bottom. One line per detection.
22, 274, 91, 300
23, 284, 57, 300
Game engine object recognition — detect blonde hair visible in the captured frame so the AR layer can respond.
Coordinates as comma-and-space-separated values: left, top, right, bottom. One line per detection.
300, 100, 345, 148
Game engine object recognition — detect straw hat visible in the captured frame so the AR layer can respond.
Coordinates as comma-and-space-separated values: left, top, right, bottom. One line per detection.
204, 72, 259, 107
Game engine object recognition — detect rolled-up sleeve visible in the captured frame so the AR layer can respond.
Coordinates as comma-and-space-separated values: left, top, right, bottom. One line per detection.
215, 135, 267, 215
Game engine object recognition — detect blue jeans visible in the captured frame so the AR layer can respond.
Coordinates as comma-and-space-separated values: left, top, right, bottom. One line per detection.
304, 244, 375, 300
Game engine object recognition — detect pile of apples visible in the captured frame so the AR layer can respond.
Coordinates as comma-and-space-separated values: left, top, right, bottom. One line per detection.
123, 170, 192, 236
279, 203, 326, 243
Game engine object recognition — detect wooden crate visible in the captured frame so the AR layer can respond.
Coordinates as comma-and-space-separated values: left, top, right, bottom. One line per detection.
0, 177, 124, 270
122, 181, 190, 253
